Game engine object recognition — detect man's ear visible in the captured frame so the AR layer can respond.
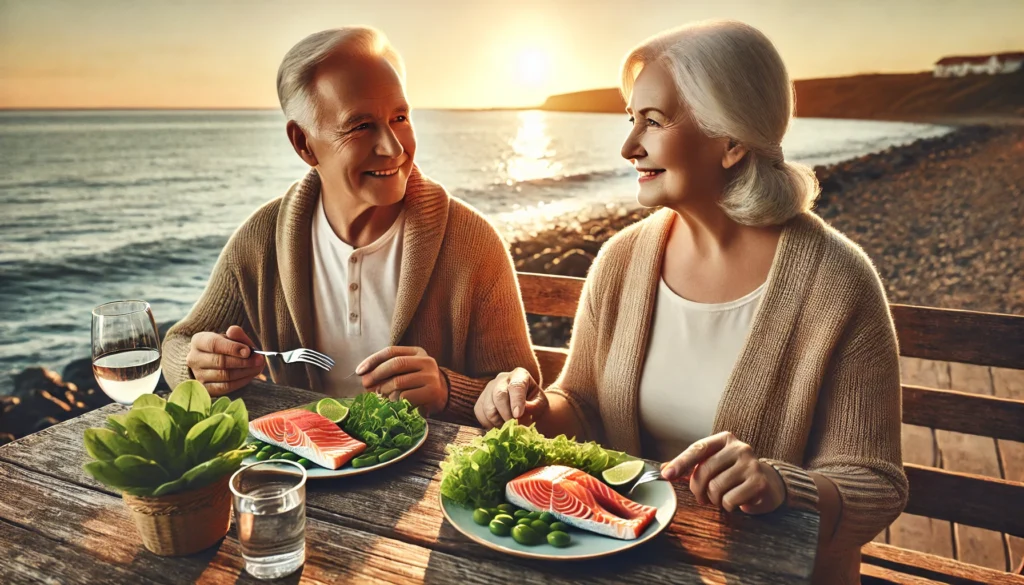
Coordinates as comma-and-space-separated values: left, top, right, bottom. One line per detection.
722, 138, 749, 170
287, 121, 318, 167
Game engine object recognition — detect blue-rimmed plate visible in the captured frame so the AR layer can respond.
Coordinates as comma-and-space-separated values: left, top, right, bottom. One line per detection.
440, 463, 677, 560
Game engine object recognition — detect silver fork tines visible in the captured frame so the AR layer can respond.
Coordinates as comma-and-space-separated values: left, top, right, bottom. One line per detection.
628, 470, 664, 496
252, 347, 335, 372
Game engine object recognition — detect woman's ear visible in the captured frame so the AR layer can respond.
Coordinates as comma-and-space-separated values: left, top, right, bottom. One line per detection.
722, 138, 749, 170
287, 120, 319, 167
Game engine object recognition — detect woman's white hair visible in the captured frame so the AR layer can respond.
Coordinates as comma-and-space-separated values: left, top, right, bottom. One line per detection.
277, 26, 406, 133
621, 20, 818, 226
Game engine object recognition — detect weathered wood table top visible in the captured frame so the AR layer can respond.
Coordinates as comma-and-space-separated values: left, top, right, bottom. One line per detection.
0, 381, 820, 584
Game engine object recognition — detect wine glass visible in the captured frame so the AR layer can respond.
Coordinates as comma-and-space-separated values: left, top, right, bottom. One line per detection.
91, 300, 162, 405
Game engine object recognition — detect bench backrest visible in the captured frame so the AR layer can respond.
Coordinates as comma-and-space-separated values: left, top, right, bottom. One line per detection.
517, 271, 1024, 539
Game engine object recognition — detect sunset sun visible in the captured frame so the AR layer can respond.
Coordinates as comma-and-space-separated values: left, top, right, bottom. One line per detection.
514, 47, 552, 88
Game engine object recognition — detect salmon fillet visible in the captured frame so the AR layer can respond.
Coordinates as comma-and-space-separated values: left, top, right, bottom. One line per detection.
505, 465, 658, 540
249, 408, 366, 470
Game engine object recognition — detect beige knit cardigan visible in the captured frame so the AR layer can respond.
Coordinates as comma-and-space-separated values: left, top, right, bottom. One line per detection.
162, 166, 541, 425
546, 208, 907, 581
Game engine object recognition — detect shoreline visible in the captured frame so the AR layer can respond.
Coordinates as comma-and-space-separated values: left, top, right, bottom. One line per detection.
3, 123, 1021, 444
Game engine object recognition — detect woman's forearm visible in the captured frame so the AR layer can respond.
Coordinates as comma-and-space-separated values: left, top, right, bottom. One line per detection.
534, 391, 588, 442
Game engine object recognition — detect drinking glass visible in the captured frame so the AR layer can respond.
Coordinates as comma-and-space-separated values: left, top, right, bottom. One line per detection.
230, 460, 307, 580
91, 300, 162, 405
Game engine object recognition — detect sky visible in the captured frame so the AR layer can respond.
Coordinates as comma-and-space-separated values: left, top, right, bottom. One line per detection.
1, 0, 1022, 110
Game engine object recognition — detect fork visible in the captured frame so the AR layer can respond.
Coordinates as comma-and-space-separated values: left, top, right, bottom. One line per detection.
628, 469, 665, 496
251, 347, 336, 372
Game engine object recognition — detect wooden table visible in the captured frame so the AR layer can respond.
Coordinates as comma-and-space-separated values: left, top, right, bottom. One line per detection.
0, 381, 820, 584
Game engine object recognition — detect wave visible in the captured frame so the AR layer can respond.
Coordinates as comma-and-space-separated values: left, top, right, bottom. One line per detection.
0, 174, 216, 192
0, 234, 228, 290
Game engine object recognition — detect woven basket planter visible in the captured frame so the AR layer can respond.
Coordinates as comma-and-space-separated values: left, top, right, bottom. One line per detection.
122, 476, 232, 556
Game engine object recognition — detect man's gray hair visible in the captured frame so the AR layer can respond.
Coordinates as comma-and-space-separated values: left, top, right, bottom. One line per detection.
277, 26, 406, 133
621, 20, 819, 227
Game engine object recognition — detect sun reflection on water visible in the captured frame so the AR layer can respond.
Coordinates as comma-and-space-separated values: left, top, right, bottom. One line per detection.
501, 110, 562, 184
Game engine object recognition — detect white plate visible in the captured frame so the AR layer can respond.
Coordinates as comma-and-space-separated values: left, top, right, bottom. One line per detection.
242, 421, 429, 478
440, 462, 677, 560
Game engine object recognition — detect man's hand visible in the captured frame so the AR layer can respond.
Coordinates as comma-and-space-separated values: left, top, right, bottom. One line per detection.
186, 325, 265, 396
357, 346, 448, 416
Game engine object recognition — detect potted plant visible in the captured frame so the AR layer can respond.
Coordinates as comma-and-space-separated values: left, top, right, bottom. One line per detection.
82, 380, 252, 556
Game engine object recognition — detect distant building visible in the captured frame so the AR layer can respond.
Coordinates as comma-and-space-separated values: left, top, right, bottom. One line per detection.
933, 52, 1024, 77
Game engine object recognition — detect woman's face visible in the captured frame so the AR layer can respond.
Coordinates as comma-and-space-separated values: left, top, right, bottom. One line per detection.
621, 61, 731, 209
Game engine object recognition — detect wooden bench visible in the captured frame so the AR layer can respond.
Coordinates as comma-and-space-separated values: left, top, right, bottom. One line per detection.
517, 271, 1024, 584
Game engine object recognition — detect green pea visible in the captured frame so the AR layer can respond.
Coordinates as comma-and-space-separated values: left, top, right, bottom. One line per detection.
296, 458, 313, 469
512, 524, 541, 546
269, 452, 284, 459
472, 509, 492, 526
547, 531, 571, 548
259, 445, 274, 454
539, 512, 556, 524
488, 508, 502, 517
377, 448, 403, 463
249, 441, 265, 450
255, 450, 271, 461
281, 452, 300, 461
549, 522, 569, 533
530, 519, 550, 535
489, 520, 511, 537
497, 503, 516, 514
527, 511, 542, 520
493, 514, 516, 527
351, 454, 379, 468
513, 510, 531, 519
516, 517, 533, 526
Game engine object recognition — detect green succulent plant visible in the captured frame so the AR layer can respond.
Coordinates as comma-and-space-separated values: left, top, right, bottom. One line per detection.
83, 380, 253, 497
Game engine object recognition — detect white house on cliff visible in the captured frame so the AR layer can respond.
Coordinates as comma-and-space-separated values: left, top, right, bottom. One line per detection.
933, 52, 1024, 77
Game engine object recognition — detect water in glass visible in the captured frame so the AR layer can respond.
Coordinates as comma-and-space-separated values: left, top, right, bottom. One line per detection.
231, 460, 306, 580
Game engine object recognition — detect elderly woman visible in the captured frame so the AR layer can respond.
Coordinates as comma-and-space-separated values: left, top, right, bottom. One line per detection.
475, 20, 906, 583
162, 26, 540, 424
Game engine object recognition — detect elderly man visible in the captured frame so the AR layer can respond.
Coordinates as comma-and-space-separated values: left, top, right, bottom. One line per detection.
161, 26, 540, 423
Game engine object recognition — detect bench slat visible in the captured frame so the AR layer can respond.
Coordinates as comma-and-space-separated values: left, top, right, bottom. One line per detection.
904, 464, 1024, 537
902, 384, 1024, 442
518, 272, 1024, 369
519, 272, 584, 318
862, 542, 1024, 585
892, 305, 1024, 369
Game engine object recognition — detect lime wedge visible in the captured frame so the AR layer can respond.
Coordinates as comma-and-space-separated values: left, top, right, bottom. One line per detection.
316, 398, 349, 424
601, 459, 646, 486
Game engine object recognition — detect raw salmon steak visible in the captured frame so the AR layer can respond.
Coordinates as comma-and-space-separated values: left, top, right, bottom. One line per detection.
249, 409, 366, 469
505, 465, 658, 540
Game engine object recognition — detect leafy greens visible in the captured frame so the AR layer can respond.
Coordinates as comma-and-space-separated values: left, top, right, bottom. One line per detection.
439, 420, 633, 509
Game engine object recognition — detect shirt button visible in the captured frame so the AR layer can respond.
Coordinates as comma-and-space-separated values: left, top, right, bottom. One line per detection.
349, 256, 358, 264
349, 312, 358, 322
349, 283, 359, 291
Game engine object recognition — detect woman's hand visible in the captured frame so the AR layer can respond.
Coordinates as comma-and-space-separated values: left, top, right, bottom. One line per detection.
357, 346, 449, 416
475, 367, 548, 429
661, 431, 787, 514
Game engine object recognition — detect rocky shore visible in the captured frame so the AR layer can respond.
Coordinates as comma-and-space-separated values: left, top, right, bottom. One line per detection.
3, 124, 1020, 445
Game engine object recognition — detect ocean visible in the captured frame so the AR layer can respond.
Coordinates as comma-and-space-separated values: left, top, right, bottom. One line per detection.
0, 109, 951, 393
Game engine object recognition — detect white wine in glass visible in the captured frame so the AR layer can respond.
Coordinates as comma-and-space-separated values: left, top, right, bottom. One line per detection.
91, 300, 162, 404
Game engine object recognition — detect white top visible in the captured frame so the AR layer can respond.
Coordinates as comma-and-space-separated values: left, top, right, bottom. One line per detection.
311, 199, 405, 397
638, 277, 766, 462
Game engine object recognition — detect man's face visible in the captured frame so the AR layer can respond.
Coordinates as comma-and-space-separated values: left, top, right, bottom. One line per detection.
306, 54, 415, 207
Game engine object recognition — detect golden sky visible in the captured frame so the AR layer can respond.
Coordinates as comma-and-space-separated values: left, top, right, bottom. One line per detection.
1, 0, 1022, 110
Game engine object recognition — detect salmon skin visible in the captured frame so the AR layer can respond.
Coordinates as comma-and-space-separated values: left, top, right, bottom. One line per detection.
249, 408, 366, 470
505, 465, 658, 540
